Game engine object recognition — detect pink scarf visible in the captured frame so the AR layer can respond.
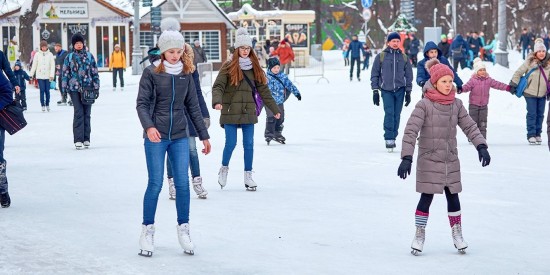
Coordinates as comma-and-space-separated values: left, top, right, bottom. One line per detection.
424, 86, 456, 105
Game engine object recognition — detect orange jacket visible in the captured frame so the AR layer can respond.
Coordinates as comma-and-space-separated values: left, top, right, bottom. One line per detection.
274, 45, 295, 65
109, 51, 126, 69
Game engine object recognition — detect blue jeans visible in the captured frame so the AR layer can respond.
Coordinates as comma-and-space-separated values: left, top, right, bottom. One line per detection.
381, 88, 405, 140
0, 128, 7, 194
166, 137, 200, 178
38, 79, 51, 106
525, 96, 546, 138
143, 137, 190, 225
222, 124, 254, 171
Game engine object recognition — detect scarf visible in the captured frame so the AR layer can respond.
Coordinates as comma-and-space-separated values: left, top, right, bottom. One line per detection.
424, 82, 456, 105
239, 57, 253, 70
153, 60, 183, 75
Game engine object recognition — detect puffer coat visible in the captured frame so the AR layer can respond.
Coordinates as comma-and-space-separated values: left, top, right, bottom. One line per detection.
212, 65, 279, 126
401, 86, 486, 194
511, 53, 550, 98
461, 74, 509, 106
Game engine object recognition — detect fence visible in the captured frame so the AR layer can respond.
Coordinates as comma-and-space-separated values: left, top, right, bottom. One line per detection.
292, 44, 329, 84
196, 62, 213, 97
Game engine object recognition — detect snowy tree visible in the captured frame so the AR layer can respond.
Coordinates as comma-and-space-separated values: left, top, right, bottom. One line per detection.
18, 0, 41, 65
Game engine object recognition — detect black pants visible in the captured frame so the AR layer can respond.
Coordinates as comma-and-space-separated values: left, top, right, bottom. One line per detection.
264, 103, 285, 139
350, 57, 361, 79
453, 58, 467, 70
112, 68, 124, 88
69, 92, 92, 143
416, 187, 461, 213
15, 90, 26, 109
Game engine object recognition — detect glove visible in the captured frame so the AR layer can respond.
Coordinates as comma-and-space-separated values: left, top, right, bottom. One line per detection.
373, 89, 380, 106
509, 82, 517, 95
203, 117, 211, 129
457, 87, 463, 94
296, 94, 302, 101
397, 155, 413, 179
404, 91, 411, 107
476, 144, 491, 167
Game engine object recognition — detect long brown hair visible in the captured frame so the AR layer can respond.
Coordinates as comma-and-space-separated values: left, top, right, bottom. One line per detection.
154, 44, 195, 74
226, 48, 267, 86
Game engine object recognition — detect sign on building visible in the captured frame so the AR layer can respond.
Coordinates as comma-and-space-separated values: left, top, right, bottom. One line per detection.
42, 3, 88, 19
284, 24, 308, 48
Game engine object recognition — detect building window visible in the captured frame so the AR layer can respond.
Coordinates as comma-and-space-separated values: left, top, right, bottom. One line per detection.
2, 26, 16, 54
139, 31, 155, 49
95, 26, 109, 68
183, 30, 221, 62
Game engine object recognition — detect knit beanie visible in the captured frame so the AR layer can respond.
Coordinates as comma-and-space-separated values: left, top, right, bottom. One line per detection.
426, 58, 454, 84
441, 34, 447, 40
71, 33, 85, 47
158, 17, 184, 53
14, 60, 21, 68
472, 57, 486, 74
534, 38, 546, 52
267, 57, 280, 71
387, 32, 401, 42
234, 28, 252, 48
40, 40, 48, 48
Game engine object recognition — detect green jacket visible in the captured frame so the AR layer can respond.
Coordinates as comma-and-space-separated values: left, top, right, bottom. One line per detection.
212, 66, 279, 126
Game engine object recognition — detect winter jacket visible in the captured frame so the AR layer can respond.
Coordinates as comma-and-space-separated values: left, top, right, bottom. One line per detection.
348, 40, 363, 59
362, 48, 372, 60
274, 45, 294, 65
55, 49, 68, 77
212, 64, 279, 126
185, 70, 210, 137
192, 46, 207, 65
13, 69, 30, 91
109, 51, 126, 70
417, 42, 463, 88
437, 41, 451, 58
519, 33, 532, 48
408, 37, 420, 55
0, 69, 13, 110
267, 71, 301, 105
511, 53, 550, 98
136, 64, 209, 141
468, 37, 482, 54
401, 89, 486, 194
29, 50, 55, 79
461, 74, 509, 106
547, 103, 550, 151
371, 47, 413, 92
61, 49, 100, 93
450, 35, 469, 61
0, 51, 17, 88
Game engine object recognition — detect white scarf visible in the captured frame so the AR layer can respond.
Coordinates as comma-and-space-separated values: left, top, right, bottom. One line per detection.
153, 60, 183, 75
239, 57, 253, 70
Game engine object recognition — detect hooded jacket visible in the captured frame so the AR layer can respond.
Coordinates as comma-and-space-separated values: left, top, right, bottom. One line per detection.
450, 35, 469, 61
417, 42, 463, 89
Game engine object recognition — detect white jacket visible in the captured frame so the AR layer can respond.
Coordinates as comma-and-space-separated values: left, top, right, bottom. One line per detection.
30, 50, 55, 79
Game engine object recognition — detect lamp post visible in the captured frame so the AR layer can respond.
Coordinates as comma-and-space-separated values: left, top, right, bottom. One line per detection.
433, 8, 437, 27
495, 0, 508, 67
132, 0, 143, 75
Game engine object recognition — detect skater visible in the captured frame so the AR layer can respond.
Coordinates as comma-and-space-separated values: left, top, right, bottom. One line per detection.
54, 43, 69, 105
348, 34, 363, 81
362, 44, 372, 70
0, 48, 19, 93
136, 18, 211, 257
212, 28, 280, 191
417, 41, 463, 92
109, 44, 126, 91
450, 34, 469, 70
13, 60, 30, 110
342, 39, 350, 66
398, 58, 491, 255
437, 34, 451, 59
273, 40, 294, 75
509, 38, 550, 145
370, 32, 413, 151
265, 57, 301, 144
192, 40, 207, 66
61, 33, 100, 150
29, 40, 55, 112
459, 58, 511, 140
166, 41, 211, 200
0, 68, 13, 208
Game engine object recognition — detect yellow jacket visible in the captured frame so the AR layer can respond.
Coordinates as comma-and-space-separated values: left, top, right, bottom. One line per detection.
109, 51, 126, 69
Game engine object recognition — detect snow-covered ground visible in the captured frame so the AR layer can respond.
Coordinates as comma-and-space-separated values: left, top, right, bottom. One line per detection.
1, 49, 548, 274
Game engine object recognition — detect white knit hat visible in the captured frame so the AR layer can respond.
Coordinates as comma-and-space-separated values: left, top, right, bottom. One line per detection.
534, 38, 546, 52
158, 17, 184, 53
234, 27, 252, 48
473, 57, 486, 74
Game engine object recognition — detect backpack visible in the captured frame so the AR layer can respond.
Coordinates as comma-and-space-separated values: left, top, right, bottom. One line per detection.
452, 45, 463, 59
68, 52, 98, 105
379, 51, 408, 64
516, 67, 539, 98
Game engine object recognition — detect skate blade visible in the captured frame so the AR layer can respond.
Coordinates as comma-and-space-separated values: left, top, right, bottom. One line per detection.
454, 244, 468, 254
536, 142, 542, 145
411, 249, 421, 256
184, 250, 194, 255
169, 196, 175, 200
387, 148, 393, 153
529, 142, 536, 145
198, 195, 207, 199
246, 186, 257, 191
138, 250, 153, 257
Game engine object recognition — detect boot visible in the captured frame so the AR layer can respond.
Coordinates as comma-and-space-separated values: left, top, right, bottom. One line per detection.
138, 224, 155, 257
167, 177, 175, 200
410, 226, 426, 255
192, 177, 208, 199
177, 223, 195, 255
244, 171, 257, 191
218, 166, 229, 189
0, 192, 10, 208
451, 223, 468, 253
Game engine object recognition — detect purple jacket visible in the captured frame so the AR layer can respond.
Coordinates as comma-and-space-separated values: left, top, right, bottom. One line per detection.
461, 74, 509, 107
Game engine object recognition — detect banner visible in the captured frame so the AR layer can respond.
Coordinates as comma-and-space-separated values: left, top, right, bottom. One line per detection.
284, 24, 308, 48
42, 3, 88, 19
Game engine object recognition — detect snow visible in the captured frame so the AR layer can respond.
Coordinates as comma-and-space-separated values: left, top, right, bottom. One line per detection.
0, 50, 548, 274
227, 3, 314, 20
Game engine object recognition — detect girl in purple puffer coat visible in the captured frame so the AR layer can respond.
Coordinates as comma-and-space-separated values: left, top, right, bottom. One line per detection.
460, 58, 511, 139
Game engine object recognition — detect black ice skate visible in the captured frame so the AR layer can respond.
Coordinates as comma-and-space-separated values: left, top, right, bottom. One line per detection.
274, 136, 286, 144
0, 192, 10, 208
265, 137, 273, 145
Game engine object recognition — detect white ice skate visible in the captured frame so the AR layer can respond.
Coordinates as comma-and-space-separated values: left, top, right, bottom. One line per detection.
528, 137, 537, 145
218, 166, 229, 189
177, 223, 195, 255
74, 142, 83, 150
139, 224, 155, 257
167, 178, 175, 200
83, 141, 90, 148
451, 223, 468, 254
192, 177, 208, 199
244, 171, 257, 191
535, 136, 542, 145
385, 140, 395, 153
410, 225, 425, 256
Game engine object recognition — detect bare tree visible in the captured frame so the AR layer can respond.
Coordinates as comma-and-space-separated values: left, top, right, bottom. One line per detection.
19, 0, 42, 65
314, 0, 321, 44
232, 0, 240, 10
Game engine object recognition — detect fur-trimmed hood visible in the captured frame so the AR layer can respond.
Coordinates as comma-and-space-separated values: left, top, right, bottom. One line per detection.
525, 52, 550, 68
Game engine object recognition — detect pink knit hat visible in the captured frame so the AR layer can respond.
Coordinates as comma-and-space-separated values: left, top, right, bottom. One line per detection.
426, 59, 454, 84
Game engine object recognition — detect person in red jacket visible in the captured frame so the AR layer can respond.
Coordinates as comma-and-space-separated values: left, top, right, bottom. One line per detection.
274, 40, 295, 75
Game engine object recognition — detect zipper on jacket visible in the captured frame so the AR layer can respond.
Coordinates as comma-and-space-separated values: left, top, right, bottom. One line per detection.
168, 75, 175, 141
393, 50, 397, 91
444, 104, 453, 185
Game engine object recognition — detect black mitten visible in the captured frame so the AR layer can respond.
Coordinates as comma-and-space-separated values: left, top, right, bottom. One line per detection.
404, 91, 411, 107
476, 144, 491, 167
373, 90, 380, 106
397, 155, 413, 179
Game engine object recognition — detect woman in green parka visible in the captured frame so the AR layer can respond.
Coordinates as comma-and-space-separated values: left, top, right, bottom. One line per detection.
212, 28, 280, 191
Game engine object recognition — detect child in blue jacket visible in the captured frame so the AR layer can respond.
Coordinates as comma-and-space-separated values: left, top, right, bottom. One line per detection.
265, 57, 301, 144
13, 60, 30, 110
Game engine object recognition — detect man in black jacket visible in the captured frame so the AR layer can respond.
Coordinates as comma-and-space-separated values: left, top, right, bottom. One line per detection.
54, 43, 70, 105
438, 34, 451, 58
